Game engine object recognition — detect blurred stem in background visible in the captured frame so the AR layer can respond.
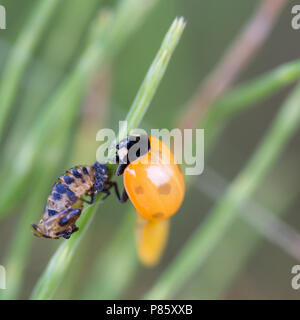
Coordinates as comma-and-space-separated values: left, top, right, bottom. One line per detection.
0, 0, 159, 217
0, 138, 69, 300
177, 167, 300, 299
201, 59, 300, 149
0, 0, 60, 140
198, 167, 300, 262
72, 67, 113, 164
179, 0, 288, 130
81, 212, 136, 299
30, 17, 186, 300
2, 0, 101, 166
80, 58, 300, 299
144, 80, 300, 299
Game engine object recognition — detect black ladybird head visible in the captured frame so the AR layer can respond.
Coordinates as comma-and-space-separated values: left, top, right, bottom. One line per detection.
116, 135, 150, 164
92, 162, 109, 193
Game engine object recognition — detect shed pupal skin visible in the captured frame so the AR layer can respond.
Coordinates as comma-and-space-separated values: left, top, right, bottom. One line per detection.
31, 163, 120, 239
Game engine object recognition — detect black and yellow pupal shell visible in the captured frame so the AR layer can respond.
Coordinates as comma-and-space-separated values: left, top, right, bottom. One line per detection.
32, 165, 103, 239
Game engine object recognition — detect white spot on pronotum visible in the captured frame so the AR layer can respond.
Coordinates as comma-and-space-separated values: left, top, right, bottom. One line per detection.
118, 147, 128, 161
0, 5, 6, 30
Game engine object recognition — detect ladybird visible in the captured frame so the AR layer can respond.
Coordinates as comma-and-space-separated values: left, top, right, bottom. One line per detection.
115, 135, 185, 221
31, 162, 120, 239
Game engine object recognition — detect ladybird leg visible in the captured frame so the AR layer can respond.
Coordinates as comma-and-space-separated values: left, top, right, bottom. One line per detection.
101, 181, 121, 201
90, 193, 95, 204
120, 188, 128, 203
115, 163, 128, 176
104, 181, 127, 202
102, 187, 127, 202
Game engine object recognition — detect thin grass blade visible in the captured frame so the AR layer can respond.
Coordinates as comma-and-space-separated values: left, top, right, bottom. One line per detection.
0, 0, 60, 139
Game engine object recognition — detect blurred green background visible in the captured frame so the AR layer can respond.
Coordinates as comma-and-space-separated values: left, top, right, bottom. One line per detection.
0, 0, 300, 300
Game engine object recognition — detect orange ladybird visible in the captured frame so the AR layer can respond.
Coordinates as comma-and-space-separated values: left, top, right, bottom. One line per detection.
115, 135, 185, 221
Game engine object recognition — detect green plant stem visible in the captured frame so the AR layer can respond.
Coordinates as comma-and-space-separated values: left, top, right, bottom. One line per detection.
0, 0, 60, 139
117, 17, 186, 142
30, 16, 185, 300
0, 0, 159, 217
144, 80, 300, 299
